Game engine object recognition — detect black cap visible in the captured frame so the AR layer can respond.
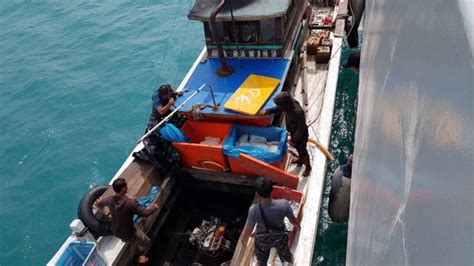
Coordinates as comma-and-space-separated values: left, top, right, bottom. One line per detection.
342, 51, 360, 68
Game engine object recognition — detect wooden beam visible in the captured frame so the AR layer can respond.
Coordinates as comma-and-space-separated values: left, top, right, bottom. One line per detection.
230, 195, 259, 265
335, 0, 350, 37
239, 154, 299, 189
180, 168, 257, 187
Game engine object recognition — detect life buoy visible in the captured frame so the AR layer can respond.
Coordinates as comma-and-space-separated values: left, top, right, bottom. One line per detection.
77, 185, 113, 236
328, 165, 351, 223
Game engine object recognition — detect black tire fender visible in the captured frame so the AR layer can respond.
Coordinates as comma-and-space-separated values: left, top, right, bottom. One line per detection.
77, 185, 113, 236
328, 166, 351, 223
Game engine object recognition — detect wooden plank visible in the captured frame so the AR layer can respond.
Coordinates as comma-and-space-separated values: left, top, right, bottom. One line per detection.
230, 195, 259, 266
141, 175, 175, 233
100, 160, 155, 199
337, 0, 349, 16
335, 19, 346, 37
239, 154, 299, 189
335, 0, 350, 37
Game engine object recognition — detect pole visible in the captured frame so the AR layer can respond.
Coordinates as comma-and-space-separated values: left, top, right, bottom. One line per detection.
137, 83, 210, 143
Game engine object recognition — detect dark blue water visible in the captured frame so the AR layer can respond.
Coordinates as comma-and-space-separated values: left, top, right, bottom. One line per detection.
0, 1, 202, 264
0, 1, 358, 264
313, 48, 359, 265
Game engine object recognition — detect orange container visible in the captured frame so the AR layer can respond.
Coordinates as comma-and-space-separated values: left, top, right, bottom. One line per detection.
172, 121, 232, 172
227, 153, 287, 176
183, 113, 273, 127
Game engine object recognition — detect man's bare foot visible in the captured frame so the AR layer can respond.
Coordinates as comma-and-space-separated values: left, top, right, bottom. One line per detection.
302, 166, 312, 177
291, 157, 304, 165
137, 255, 149, 264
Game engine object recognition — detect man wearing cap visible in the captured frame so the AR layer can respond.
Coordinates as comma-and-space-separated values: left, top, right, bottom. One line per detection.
240, 176, 300, 265
342, 51, 360, 73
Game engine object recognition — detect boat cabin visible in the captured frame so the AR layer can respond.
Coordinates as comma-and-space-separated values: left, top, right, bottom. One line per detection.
188, 0, 307, 58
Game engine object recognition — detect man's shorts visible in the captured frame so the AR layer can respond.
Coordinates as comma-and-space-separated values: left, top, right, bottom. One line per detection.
255, 233, 293, 264
126, 227, 151, 260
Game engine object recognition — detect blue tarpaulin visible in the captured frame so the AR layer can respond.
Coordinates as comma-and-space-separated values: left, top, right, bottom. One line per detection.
174, 58, 290, 116
133, 186, 159, 224
159, 124, 190, 142
223, 125, 287, 163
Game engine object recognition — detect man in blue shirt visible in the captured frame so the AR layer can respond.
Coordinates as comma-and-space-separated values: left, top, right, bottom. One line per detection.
147, 84, 184, 130
240, 177, 300, 265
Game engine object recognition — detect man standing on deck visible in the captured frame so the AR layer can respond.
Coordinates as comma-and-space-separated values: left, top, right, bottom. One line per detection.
147, 83, 185, 130
240, 176, 299, 265
97, 178, 158, 264
259, 91, 312, 176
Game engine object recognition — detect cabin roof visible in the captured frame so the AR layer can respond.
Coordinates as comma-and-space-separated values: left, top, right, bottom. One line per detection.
188, 0, 291, 21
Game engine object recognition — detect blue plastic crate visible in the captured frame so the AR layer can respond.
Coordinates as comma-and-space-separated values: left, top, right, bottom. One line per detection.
56, 241, 106, 266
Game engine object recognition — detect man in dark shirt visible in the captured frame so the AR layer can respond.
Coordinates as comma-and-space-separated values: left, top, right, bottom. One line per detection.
240, 177, 299, 265
259, 92, 312, 176
342, 51, 360, 73
97, 178, 158, 264
147, 84, 184, 130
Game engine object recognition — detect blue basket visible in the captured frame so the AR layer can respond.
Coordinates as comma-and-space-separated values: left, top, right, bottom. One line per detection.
223, 125, 288, 163
56, 241, 106, 266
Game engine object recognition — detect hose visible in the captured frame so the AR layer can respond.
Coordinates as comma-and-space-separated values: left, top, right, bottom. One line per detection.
308, 137, 335, 162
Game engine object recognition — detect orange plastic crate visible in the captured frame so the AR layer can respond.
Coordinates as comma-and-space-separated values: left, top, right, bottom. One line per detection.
172, 121, 232, 172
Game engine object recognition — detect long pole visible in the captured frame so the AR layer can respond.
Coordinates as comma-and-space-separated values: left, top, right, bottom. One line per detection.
136, 83, 209, 143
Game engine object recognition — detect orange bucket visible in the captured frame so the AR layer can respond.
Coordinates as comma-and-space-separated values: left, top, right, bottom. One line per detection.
172, 121, 232, 172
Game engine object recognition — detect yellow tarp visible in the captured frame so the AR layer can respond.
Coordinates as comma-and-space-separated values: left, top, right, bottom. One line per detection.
224, 74, 280, 115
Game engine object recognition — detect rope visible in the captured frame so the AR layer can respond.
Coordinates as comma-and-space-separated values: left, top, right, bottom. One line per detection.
173, 0, 194, 85
190, 103, 205, 120
157, 3, 181, 78
201, 160, 227, 172
191, 160, 228, 172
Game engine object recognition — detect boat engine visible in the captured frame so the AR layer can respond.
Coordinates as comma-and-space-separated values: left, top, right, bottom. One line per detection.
189, 217, 233, 260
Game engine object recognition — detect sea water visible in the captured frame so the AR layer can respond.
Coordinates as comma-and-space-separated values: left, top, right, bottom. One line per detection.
313, 48, 359, 265
0, 1, 357, 264
0, 1, 202, 264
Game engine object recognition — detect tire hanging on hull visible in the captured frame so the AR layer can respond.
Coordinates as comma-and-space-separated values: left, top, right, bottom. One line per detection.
328, 166, 351, 223
77, 185, 113, 236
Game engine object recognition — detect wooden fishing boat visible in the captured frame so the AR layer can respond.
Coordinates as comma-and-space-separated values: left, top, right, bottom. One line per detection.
48, 0, 350, 265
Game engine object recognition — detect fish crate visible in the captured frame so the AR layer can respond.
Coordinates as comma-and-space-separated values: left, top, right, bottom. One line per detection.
56, 241, 106, 266
173, 121, 232, 172
223, 125, 288, 176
